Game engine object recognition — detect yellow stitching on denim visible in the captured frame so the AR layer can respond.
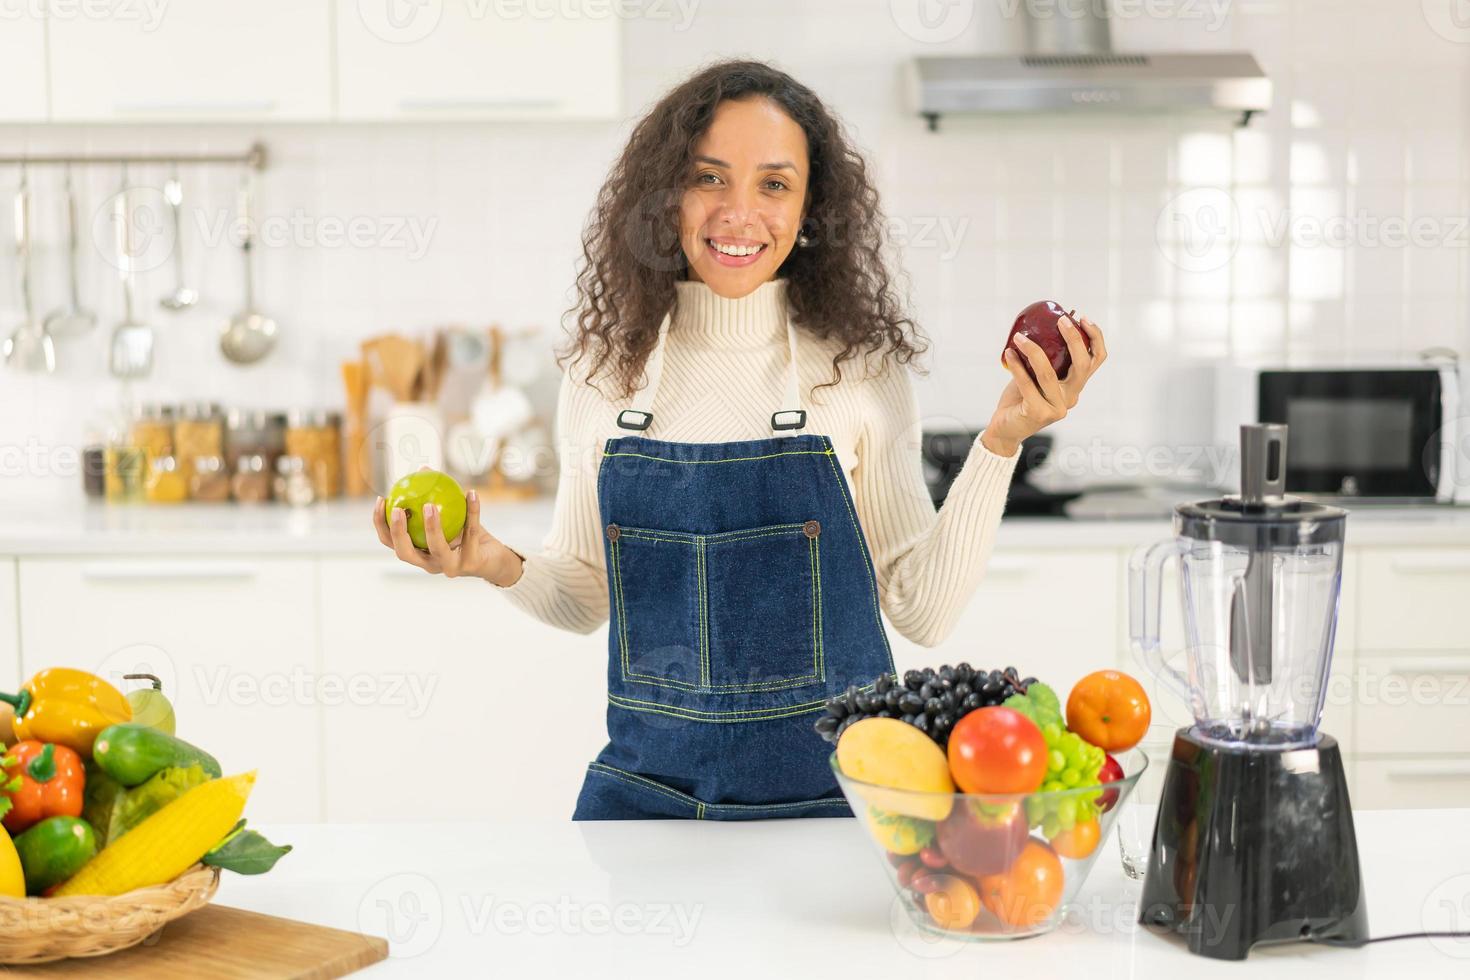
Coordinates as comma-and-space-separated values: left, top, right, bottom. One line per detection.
611, 691, 831, 714
703, 529, 806, 546
618, 531, 696, 545
589, 763, 845, 816
611, 537, 630, 678
621, 672, 819, 694
810, 534, 823, 678
697, 537, 709, 688
587, 764, 701, 813
607, 697, 827, 724
602, 449, 836, 465
822, 437, 893, 671
703, 523, 805, 542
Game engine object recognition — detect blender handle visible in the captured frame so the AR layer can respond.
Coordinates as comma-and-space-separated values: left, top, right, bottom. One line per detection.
1129, 537, 1193, 706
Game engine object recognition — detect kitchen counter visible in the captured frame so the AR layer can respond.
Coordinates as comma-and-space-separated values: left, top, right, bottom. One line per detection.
2, 497, 1470, 555
219, 811, 1470, 978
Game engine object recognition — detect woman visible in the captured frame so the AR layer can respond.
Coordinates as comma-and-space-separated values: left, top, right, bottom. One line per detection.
373, 60, 1107, 820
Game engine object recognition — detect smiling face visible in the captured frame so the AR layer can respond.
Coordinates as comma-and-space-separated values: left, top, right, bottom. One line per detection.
679, 97, 810, 297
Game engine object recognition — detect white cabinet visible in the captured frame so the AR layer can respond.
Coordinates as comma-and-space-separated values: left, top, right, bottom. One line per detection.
1359, 548, 1470, 653
888, 550, 1121, 699
334, 0, 620, 120
16, 557, 322, 822
0, 10, 47, 121
0, 560, 18, 687
47, 0, 332, 121
316, 558, 608, 822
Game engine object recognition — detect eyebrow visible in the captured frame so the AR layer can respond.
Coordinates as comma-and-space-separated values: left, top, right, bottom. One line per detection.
694, 155, 799, 172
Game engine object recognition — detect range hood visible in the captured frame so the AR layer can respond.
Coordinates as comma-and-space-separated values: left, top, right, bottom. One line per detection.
909, 3, 1270, 129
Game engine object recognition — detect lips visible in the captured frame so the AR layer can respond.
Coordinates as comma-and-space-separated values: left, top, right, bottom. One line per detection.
705, 237, 768, 268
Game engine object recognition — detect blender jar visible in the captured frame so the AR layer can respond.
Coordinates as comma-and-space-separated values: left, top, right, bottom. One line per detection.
1130, 425, 1347, 749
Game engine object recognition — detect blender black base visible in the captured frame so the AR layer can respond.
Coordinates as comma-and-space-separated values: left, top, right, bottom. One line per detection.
1138, 727, 1368, 960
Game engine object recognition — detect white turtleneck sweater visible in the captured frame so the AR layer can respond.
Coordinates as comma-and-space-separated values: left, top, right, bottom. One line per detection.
495, 279, 1019, 647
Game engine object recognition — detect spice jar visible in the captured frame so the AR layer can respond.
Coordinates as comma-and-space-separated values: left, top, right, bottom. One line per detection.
274, 455, 317, 507
174, 402, 224, 483
285, 410, 342, 499
226, 410, 286, 476
129, 403, 175, 468
145, 455, 189, 503
104, 445, 146, 503
231, 454, 272, 503
82, 446, 107, 498
188, 455, 232, 502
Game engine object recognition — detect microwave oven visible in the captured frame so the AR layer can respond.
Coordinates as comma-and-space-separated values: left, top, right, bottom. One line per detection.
1228, 365, 1467, 503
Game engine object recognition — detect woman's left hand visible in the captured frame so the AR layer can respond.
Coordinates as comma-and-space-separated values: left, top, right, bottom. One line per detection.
980, 313, 1107, 458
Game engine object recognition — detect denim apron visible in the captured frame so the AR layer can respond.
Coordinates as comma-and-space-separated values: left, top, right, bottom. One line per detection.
572, 305, 896, 820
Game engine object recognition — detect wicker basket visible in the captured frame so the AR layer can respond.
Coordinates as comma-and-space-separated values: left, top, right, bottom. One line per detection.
0, 864, 220, 965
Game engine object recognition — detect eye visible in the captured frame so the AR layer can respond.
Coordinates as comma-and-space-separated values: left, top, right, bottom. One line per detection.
763, 178, 789, 192
695, 171, 722, 186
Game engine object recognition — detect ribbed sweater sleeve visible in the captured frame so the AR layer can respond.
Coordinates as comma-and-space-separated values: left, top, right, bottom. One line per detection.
852, 360, 1019, 647
493, 365, 611, 635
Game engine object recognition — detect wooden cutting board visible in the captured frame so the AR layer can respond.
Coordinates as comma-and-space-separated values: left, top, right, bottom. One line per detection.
2, 905, 388, 978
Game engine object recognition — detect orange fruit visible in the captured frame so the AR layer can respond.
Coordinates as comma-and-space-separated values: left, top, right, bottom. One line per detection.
1065, 670, 1151, 752
923, 874, 981, 931
1050, 817, 1101, 859
978, 840, 1065, 928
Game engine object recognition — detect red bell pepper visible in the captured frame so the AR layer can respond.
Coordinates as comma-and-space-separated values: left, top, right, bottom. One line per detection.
1, 741, 85, 834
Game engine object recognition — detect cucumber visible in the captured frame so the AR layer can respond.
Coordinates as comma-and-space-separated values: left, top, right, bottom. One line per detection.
92, 723, 221, 787
15, 816, 97, 895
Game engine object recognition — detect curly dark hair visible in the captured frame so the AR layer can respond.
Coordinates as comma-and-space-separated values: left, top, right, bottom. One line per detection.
558, 58, 928, 399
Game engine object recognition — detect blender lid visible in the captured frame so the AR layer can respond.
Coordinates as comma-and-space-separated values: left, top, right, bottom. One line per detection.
1176, 424, 1347, 547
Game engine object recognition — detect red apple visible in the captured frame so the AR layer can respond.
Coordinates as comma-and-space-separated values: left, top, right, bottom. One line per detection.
1002, 299, 1092, 383
935, 799, 1030, 877
1097, 753, 1125, 813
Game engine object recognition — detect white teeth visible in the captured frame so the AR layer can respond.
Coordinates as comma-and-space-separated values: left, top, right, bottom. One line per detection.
710, 241, 764, 257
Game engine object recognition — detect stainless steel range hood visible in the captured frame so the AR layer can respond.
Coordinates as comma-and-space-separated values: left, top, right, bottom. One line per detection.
909, 3, 1271, 129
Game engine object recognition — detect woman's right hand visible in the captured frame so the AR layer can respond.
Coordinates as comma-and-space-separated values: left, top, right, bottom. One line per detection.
372, 489, 525, 586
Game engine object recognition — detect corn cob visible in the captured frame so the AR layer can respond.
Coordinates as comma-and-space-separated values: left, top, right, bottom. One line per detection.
53, 770, 255, 897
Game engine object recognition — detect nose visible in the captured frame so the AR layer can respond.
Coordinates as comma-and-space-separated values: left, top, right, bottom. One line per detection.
715, 184, 759, 230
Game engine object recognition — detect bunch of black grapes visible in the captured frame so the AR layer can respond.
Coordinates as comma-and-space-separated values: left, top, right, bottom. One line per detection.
815, 664, 1036, 747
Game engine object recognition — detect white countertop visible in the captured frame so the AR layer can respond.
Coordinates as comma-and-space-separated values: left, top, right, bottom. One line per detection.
1, 497, 1469, 556
217, 811, 1470, 978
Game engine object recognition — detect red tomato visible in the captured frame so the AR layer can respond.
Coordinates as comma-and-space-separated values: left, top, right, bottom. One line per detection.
946, 707, 1048, 795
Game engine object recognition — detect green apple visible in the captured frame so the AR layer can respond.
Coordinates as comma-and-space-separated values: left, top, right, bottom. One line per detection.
384, 469, 468, 551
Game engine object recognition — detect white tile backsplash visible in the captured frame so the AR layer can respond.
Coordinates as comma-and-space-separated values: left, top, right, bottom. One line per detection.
0, 0, 1465, 501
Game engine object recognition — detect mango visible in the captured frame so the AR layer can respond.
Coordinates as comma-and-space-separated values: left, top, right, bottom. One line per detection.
836, 718, 954, 821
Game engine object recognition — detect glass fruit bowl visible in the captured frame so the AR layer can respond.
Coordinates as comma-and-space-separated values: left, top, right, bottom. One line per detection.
831, 748, 1148, 941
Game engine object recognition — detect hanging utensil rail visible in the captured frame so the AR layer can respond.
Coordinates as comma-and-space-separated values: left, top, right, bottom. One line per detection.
0, 143, 267, 171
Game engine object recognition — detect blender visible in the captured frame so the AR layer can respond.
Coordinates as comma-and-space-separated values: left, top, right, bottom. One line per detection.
1129, 424, 1368, 959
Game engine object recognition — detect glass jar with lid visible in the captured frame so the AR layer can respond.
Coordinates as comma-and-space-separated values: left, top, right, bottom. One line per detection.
274, 455, 317, 506
129, 403, 175, 467
145, 455, 189, 503
174, 402, 224, 483
231, 454, 273, 503
189, 455, 232, 502
226, 410, 287, 476
285, 410, 342, 499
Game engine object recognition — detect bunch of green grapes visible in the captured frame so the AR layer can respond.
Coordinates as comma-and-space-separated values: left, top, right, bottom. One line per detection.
1004, 684, 1107, 835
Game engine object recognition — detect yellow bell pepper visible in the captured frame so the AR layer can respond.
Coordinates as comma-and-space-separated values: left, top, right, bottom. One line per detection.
0, 668, 132, 758
0, 826, 23, 898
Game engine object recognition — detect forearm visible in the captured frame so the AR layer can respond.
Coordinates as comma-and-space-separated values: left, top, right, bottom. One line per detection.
494, 547, 610, 635
876, 436, 1018, 647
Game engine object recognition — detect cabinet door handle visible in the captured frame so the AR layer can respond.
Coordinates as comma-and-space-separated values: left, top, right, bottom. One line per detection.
1385, 762, 1470, 781
113, 100, 279, 113
397, 98, 560, 112
986, 556, 1034, 577
1379, 658, 1470, 675
1391, 554, 1470, 574
82, 562, 259, 582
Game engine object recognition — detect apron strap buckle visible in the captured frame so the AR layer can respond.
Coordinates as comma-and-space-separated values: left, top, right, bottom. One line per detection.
771, 409, 807, 431
617, 409, 653, 431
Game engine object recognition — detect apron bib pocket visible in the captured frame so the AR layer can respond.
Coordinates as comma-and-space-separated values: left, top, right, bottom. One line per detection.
606, 520, 825, 695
